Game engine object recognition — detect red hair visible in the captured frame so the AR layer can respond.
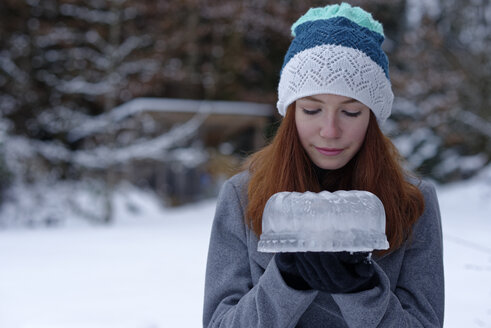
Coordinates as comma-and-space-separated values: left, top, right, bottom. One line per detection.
244, 104, 424, 255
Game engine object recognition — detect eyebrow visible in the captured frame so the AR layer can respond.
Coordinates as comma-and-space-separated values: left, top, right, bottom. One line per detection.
303, 96, 359, 105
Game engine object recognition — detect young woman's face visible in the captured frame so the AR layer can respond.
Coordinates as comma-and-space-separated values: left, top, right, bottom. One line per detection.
295, 94, 370, 170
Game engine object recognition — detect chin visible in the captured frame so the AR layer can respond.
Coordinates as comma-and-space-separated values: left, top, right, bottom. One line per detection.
314, 161, 348, 170
308, 148, 355, 171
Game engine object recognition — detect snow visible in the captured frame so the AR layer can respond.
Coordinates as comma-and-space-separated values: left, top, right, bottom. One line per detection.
1, 171, 491, 327
438, 167, 491, 327
0, 187, 217, 328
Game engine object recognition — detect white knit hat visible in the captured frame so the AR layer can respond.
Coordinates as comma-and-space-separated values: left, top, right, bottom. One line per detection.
277, 3, 393, 124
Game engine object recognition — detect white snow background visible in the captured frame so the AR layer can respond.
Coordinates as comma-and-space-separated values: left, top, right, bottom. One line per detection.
1, 168, 491, 328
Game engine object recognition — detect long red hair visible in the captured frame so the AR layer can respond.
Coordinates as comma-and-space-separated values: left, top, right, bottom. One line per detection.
245, 104, 424, 255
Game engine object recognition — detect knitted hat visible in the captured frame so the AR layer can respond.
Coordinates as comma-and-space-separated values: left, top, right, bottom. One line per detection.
277, 3, 393, 124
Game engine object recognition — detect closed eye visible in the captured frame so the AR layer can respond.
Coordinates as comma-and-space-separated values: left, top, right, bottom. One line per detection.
342, 110, 361, 117
302, 108, 321, 115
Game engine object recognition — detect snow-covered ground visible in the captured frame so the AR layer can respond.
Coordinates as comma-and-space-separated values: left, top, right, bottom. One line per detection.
0, 170, 490, 328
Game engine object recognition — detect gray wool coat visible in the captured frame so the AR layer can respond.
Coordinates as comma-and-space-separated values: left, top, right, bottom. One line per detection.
203, 171, 444, 327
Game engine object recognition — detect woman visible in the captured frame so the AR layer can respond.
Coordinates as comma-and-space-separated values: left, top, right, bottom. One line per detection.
203, 3, 444, 327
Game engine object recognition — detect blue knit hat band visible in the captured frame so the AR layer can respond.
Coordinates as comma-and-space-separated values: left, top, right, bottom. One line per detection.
282, 17, 389, 79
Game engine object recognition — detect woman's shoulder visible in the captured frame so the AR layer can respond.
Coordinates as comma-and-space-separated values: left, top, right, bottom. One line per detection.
224, 170, 251, 191
216, 170, 251, 207
406, 176, 442, 235
406, 175, 438, 199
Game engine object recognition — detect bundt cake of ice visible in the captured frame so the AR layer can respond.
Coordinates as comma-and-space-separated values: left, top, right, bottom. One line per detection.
257, 190, 389, 253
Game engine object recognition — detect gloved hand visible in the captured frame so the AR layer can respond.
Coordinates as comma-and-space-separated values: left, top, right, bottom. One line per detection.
275, 251, 378, 293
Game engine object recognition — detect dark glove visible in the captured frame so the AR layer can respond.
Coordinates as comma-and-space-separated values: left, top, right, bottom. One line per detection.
275, 251, 378, 293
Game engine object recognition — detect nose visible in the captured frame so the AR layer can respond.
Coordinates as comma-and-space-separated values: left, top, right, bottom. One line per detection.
319, 114, 341, 139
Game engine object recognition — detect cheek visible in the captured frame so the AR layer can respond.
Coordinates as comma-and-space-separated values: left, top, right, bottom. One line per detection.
351, 122, 369, 145
295, 120, 312, 145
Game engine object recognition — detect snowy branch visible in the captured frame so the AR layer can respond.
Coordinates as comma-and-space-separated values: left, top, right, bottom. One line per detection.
113, 36, 153, 62
35, 69, 123, 96
84, 30, 109, 54
64, 46, 111, 70
55, 76, 115, 96
455, 110, 491, 139
72, 111, 208, 168
35, 27, 82, 48
116, 59, 160, 77
0, 54, 29, 84
36, 106, 93, 134
6, 108, 210, 169
59, 3, 119, 24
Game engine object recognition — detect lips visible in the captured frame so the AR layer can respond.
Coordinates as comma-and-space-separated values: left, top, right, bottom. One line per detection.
315, 147, 343, 156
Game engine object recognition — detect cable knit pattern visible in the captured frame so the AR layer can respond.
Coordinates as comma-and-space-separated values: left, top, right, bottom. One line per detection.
276, 3, 393, 124
277, 44, 393, 123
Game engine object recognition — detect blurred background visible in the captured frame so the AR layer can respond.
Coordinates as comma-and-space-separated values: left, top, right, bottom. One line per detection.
0, 0, 490, 327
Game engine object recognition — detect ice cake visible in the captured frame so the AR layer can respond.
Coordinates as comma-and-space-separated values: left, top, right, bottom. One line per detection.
257, 190, 389, 253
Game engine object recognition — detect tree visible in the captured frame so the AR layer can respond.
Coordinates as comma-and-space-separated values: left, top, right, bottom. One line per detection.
387, 0, 491, 181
